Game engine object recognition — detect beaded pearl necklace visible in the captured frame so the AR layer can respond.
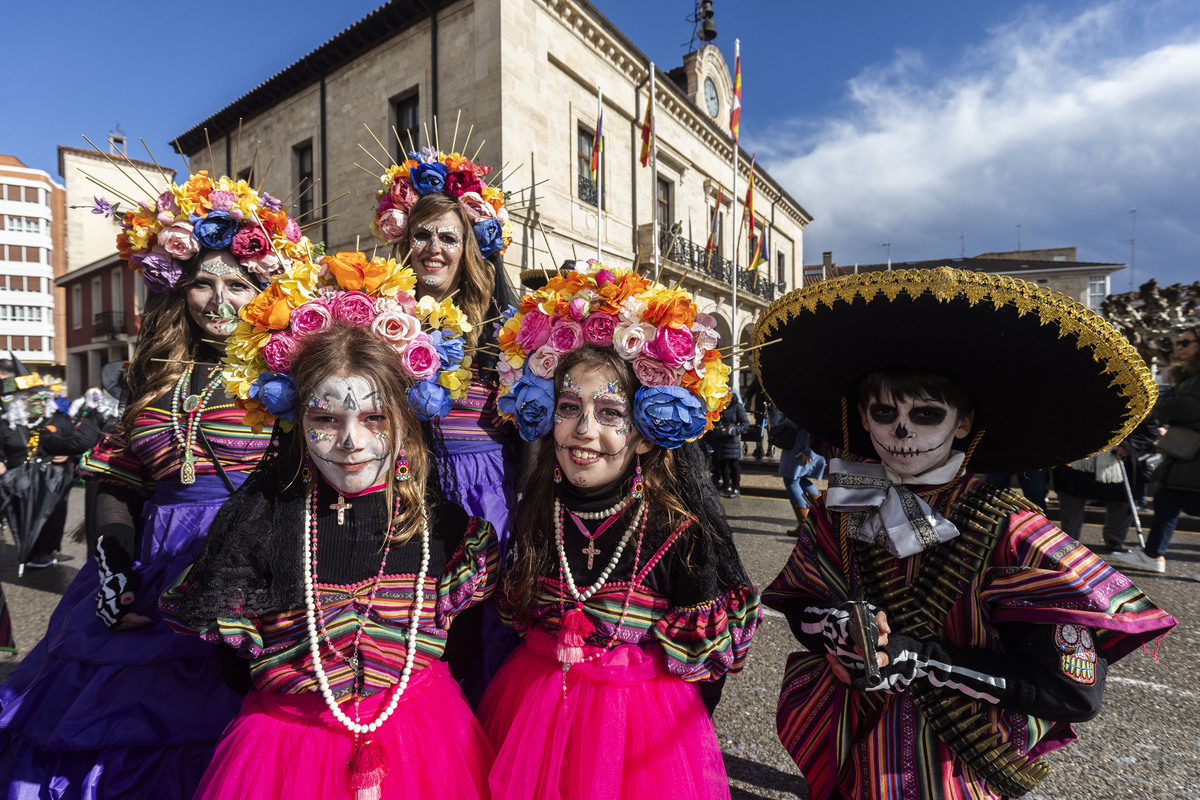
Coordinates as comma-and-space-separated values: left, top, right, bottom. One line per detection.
170, 362, 224, 485
302, 483, 429, 737
571, 492, 635, 521
554, 497, 645, 602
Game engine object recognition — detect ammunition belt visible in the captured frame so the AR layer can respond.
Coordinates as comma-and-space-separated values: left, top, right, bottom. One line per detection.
854, 484, 1051, 797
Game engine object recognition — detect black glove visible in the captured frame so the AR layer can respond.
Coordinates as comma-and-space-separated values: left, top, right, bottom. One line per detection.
94, 534, 142, 629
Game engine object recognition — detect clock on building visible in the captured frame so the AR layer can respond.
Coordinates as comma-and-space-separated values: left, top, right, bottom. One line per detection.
704, 77, 719, 117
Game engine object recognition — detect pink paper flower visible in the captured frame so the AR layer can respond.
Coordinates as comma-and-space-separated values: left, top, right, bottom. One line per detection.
515, 309, 552, 352
157, 191, 179, 214
242, 252, 285, 282
401, 333, 441, 381
376, 209, 408, 244
497, 359, 523, 387
331, 291, 376, 328
613, 321, 656, 360
208, 190, 238, 212
643, 325, 696, 370
262, 330, 300, 373
548, 318, 584, 354
458, 192, 497, 224
371, 308, 421, 346
526, 345, 560, 379
283, 217, 302, 243
230, 225, 271, 260
390, 175, 418, 209
155, 222, 199, 261
582, 312, 618, 346
633, 355, 679, 387
567, 298, 589, 320
289, 300, 333, 336
596, 269, 616, 286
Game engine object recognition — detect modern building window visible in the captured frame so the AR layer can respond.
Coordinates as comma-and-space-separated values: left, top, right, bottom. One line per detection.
24, 187, 38, 203
134, 273, 146, 314
293, 141, 314, 221
92, 277, 103, 318
577, 125, 603, 208
392, 92, 420, 161
6, 217, 21, 233
777, 251, 786, 285
1087, 274, 1108, 311
72, 285, 82, 329
655, 178, 672, 230
26, 218, 39, 234
6, 185, 20, 201
111, 267, 124, 315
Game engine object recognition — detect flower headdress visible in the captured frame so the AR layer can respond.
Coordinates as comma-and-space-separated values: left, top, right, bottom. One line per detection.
222, 251, 474, 430
372, 147, 511, 257
495, 262, 731, 448
115, 170, 314, 294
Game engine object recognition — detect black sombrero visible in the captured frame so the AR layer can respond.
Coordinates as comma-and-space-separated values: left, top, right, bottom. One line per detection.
752, 267, 1156, 473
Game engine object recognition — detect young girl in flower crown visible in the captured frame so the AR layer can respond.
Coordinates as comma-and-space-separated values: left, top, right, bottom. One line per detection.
161, 252, 497, 799
479, 263, 761, 800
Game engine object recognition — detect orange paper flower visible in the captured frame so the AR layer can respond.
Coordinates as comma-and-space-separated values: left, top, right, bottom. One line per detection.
241, 282, 294, 330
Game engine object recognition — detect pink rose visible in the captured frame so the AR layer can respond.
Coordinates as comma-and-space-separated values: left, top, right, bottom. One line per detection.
581, 312, 618, 346
548, 318, 583, 354
390, 175, 418, 209
157, 191, 179, 214
526, 345, 560, 379
446, 171, 483, 197
208, 190, 238, 212
242, 252, 285, 281
613, 321, 655, 360
632, 355, 679, 387
283, 217, 302, 243
371, 308, 421, 346
262, 331, 300, 373
644, 326, 696, 370
458, 192, 496, 224
230, 225, 272, 260
497, 358, 522, 388
377, 209, 408, 244
393, 290, 417, 312
596, 269, 615, 286
155, 222, 199, 261
567, 298, 589, 320
401, 333, 441, 381
331, 291, 376, 327
289, 300, 333, 336
515, 309, 552, 352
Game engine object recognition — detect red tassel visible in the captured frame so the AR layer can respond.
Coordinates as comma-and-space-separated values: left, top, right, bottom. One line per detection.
349, 738, 388, 800
556, 604, 594, 665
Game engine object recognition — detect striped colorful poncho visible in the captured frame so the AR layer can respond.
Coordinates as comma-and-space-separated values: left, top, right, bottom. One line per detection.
763, 474, 1177, 800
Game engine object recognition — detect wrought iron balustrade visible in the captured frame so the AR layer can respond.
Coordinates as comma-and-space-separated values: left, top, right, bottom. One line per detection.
93, 311, 125, 338
656, 227, 774, 301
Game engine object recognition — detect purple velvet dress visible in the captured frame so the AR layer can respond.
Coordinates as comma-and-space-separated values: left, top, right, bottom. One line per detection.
0, 400, 270, 800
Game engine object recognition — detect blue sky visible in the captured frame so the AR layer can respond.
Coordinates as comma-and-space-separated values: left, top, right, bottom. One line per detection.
3, 0, 1197, 287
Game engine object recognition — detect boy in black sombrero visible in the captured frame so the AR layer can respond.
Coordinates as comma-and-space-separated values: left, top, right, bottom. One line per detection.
755, 268, 1177, 800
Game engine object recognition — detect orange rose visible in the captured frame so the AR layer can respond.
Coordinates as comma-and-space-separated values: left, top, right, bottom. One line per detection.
643, 291, 697, 329
258, 209, 289, 236
241, 282, 293, 330
322, 252, 370, 292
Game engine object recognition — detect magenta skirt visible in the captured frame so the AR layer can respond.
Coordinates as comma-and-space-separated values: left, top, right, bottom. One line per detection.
479, 629, 730, 800
195, 660, 494, 800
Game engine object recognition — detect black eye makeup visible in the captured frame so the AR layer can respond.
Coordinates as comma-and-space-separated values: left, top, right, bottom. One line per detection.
908, 405, 950, 426
868, 404, 897, 425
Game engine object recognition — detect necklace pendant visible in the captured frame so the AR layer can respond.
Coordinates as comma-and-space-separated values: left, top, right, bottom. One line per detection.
183, 394, 201, 413
349, 654, 360, 672
582, 540, 601, 570
180, 459, 196, 485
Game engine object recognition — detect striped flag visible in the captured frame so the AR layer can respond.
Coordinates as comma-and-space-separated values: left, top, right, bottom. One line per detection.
639, 102, 653, 167
745, 154, 756, 251
750, 226, 768, 268
730, 56, 742, 143
705, 184, 724, 251
590, 112, 604, 182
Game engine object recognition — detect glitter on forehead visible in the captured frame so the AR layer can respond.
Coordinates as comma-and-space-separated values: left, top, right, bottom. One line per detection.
307, 393, 330, 410
560, 372, 578, 393
199, 257, 240, 277
593, 379, 624, 401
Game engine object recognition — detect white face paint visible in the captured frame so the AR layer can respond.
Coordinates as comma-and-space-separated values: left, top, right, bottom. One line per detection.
860, 391, 972, 479
303, 375, 397, 494
552, 365, 652, 491
409, 210, 464, 301
185, 251, 257, 345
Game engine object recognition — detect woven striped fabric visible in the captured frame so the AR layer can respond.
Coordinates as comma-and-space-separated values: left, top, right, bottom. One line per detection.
80, 402, 270, 492
162, 517, 497, 700
434, 377, 509, 444
764, 476, 1177, 800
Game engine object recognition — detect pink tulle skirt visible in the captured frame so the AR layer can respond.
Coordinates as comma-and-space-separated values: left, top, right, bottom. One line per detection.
195, 660, 494, 800
479, 629, 730, 800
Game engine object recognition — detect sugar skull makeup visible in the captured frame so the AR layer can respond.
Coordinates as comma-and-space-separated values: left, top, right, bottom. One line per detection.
552, 364, 650, 490
409, 210, 464, 301
860, 390, 972, 479
303, 375, 397, 494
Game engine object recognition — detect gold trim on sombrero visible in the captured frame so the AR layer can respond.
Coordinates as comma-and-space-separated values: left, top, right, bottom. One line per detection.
752, 266, 1156, 462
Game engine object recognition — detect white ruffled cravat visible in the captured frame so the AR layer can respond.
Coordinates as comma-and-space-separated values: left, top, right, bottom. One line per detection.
825, 453, 965, 558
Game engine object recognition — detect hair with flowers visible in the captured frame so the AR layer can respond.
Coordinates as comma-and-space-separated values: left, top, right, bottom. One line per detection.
221, 250, 474, 430
114, 170, 314, 294
495, 262, 732, 448
372, 147, 511, 258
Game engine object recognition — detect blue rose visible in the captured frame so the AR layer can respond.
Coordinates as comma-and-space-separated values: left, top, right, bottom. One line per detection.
248, 372, 298, 422
429, 329, 465, 370
191, 210, 239, 251
633, 386, 708, 449
473, 218, 505, 257
407, 380, 454, 421
497, 373, 555, 442
410, 162, 449, 196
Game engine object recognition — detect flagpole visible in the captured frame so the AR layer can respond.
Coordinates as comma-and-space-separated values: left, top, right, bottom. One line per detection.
729, 39, 740, 385
649, 64, 660, 280
596, 85, 603, 262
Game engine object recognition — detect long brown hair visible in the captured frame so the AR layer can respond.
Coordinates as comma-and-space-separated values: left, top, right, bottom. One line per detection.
394, 193, 493, 350
289, 325, 430, 542
506, 346, 693, 618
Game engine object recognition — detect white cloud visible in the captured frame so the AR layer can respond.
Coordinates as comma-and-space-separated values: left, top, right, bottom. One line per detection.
762, 1, 1200, 286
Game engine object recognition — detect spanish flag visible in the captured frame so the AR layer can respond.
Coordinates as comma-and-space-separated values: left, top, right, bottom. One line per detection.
730, 56, 741, 144
590, 112, 604, 182
745, 154, 756, 246
638, 102, 653, 168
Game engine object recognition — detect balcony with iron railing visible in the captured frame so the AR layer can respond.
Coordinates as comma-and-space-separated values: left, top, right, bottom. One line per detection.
93, 310, 126, 339
638, 224, 777, 303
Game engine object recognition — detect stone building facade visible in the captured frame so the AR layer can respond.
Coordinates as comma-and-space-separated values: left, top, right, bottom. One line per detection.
172, 0, 811, 380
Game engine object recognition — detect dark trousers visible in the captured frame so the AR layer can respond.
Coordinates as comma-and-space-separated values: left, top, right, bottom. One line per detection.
29, 496, 68, 560
720, 458, 741, 491
1145, 485, 1200, 558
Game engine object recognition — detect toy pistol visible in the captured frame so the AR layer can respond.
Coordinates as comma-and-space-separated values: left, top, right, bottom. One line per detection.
844, 600, 882, 687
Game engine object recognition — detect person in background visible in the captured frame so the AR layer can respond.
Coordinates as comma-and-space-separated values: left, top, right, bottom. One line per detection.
711, 392, 749, 498
771, 407, 826, 536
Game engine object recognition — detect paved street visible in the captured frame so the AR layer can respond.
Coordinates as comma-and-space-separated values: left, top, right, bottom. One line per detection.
2, 480, 1199, 799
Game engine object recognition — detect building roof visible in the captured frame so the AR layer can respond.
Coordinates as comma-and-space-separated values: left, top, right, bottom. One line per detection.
57, 145, 169, 177
801, 255, 1125, 286
0, 155, 28, 168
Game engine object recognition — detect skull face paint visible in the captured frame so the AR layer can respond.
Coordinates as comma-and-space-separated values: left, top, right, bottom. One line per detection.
303, 375, 397, 494
859, 391, 972, 479
409, 210, 464, 301
552, 364, 651, 490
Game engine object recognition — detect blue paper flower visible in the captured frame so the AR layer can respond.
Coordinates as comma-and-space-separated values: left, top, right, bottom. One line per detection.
249, 372, 297, 422
408, 380, 454, 421
429, 329, 465, 370
192, 210, 239, 251
498, 373, 555, 442
472, 218, 505, 257
633, 386, 708, 449
410, 162, 449, 196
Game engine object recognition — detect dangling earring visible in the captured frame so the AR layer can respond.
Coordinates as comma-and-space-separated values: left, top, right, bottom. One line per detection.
553, 462, 562, 484
395, 449, 411, 482
630, 456, 644, 499
302, 458, 312, 483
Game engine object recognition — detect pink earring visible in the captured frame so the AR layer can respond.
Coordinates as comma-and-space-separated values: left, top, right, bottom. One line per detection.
395, 449, 411, 482
553, 463, 562, 484
630, 456, 644, 499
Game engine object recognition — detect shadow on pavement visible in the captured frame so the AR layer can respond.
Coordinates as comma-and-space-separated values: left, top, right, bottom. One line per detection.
724, 752, 809, 800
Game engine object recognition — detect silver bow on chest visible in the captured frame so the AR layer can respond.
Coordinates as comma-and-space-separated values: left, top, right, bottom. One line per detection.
825, 457, 961, 558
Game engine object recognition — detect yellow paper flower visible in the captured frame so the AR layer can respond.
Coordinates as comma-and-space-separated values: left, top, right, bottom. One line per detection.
436, 365, 471, 396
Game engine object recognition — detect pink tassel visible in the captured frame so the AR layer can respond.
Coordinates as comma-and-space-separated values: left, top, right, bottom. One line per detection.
556, 604, 594, 665
349, 739, 387, 800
